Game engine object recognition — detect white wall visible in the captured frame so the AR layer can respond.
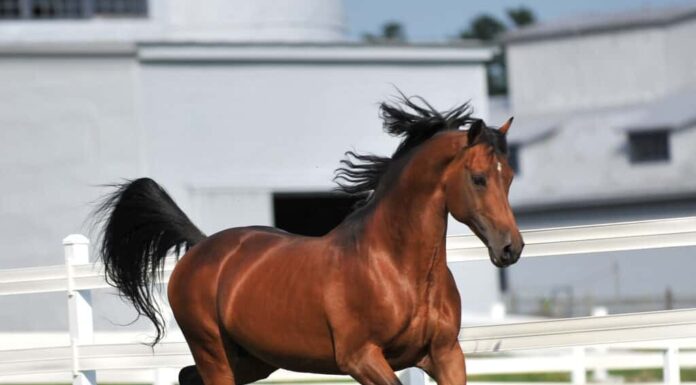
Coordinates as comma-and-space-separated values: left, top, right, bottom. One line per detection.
166, 0, 345, 41
0, 0, 345, 43
508, 118, 696, 208
0, 53, 147, 331
0, 55, 144, 268
507, 17, 696, 116
665, 19, 696, 92
191, 188, 274, 234
507, 28, 668, 115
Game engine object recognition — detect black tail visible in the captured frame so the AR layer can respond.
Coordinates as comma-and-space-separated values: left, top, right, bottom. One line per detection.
95, 178, 205, 345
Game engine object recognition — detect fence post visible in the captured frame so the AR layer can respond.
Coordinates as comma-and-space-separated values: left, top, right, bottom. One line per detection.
571, 347, 586, 385
154, 368, 178, 385
399, 368, 427, 385
64, 234, 96, 385
153, 291, 177, 385
663, 346, 680, 385
490, 301, 506, 321
591, 307, 608, 382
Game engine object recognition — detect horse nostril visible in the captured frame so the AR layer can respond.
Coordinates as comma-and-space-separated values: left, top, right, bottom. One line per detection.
502, 244, 513, 261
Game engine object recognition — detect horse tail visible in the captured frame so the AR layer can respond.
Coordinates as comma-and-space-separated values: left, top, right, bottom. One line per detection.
95, 177, 205, 345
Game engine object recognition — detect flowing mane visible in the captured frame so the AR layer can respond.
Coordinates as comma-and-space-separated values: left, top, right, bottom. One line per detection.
334, 95, 477, 205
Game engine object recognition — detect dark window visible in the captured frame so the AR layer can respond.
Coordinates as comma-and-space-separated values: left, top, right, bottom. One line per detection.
273, 192, 363, 237
629, 130, 670, 163
31, 0, 83, 19
507, 143, 521, 174
94, 0, 147, 17
0, 0, 20, 18
0, 0, 146, 19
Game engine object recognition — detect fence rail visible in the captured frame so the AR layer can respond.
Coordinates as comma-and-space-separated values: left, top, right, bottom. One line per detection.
2, 309, 695, 375
1, 217, 696, 385
448, 216, 696, 261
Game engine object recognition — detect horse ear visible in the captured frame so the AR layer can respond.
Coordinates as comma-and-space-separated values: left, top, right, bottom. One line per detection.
467, 119, 485, 145
499, 117, 514, 135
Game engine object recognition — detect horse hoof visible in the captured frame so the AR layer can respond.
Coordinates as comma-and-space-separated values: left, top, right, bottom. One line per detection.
179, 365, 204, 385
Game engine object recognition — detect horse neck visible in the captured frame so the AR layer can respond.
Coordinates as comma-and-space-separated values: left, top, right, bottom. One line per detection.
362, 142, 455, 283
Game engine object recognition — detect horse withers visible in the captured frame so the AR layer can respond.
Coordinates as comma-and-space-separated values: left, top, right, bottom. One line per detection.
95, 96, 523, 385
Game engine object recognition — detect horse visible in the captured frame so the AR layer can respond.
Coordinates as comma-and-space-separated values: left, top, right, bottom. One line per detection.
95, 96, 524, 385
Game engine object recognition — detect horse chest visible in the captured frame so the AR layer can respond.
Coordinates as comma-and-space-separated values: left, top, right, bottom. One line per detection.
380, 275, 460, 365
381, 305, 434, 368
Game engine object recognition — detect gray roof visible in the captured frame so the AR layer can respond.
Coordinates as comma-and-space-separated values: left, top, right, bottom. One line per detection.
506, 86, 696, 135
488, 96, 560, 144
506, 3, 696, 43
627, 87, 696, 131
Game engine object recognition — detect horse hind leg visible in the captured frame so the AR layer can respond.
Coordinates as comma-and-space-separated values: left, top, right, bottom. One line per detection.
186, 336, 236, 385
231, 349, 278, 385
180, 338, 278, 385
223, 336, 278, 385
178, 358, 277, 385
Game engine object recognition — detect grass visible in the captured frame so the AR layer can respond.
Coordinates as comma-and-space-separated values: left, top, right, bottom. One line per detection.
468, 372, 571, 382
468, 367, 696, 382
608, 367, 696, 382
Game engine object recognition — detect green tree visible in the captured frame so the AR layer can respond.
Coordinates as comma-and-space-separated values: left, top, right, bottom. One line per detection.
382, 21, 405, 41
363, 21, 406, 43
507, 6, 536, 28
460, 14, 507, 41
459, 7, 537, 96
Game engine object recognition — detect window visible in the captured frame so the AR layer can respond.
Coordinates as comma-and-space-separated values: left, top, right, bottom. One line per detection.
0, 0, 146, 19
273, 193, 363, 237
0, 0, 20, 18
507, 143, 521, 174
628, 130, 670, 163
94, 0, 146, 17
30, 0, 83, 19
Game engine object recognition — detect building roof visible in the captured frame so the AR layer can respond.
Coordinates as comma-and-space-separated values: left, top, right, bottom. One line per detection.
506, 3, 696, 44
489, 96, 560, 144
136, 41, 496, 64
496, 85, 696, 140
627, 87, 696, 132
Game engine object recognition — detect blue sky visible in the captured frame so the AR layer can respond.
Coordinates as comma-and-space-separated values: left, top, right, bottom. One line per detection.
344, 0, 696, 41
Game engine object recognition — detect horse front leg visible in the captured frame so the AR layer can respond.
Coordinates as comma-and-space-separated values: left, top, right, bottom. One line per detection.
418, 340, 466, 385
338, 343, 402, 385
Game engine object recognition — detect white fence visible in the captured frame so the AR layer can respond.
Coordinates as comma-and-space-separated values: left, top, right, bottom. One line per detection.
1, 217, 696, 385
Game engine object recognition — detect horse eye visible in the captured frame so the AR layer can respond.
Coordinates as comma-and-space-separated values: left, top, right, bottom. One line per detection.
471, 175, 487, 187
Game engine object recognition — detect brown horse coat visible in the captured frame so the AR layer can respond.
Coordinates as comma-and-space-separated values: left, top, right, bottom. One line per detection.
96, 98, 523, 385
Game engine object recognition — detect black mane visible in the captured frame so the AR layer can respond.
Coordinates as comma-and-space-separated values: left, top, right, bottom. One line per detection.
335, 95, 496, 205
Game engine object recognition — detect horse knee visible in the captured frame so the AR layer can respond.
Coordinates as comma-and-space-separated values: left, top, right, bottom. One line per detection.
179, 365, 204, 385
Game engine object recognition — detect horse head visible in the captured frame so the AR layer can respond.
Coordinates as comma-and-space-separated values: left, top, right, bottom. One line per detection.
444, 117, 524, 267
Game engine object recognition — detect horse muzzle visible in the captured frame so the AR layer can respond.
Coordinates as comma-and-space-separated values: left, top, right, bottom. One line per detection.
488, 240, 524, 268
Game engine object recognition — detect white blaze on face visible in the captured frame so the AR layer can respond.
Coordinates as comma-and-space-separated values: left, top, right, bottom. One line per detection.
497, 161, 502, 174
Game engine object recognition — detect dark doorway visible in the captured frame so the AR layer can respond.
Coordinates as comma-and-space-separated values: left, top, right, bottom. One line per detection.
273, 192, 364, 236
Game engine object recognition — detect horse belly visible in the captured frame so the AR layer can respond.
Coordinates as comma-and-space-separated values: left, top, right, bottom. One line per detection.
218, 251, 340, 373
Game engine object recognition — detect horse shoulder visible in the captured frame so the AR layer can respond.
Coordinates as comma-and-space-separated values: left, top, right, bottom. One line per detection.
427, 267, 462, 343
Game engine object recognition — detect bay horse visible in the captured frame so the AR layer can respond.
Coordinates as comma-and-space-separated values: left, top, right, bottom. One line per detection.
95, 96, 523, 385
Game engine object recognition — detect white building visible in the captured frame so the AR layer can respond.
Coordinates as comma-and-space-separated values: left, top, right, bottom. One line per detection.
0, 0, 498, 333
499, 4, 696, 316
